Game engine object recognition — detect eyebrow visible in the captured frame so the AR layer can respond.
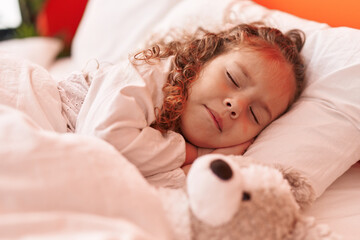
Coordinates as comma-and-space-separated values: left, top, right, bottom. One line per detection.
234, 61, 273, 121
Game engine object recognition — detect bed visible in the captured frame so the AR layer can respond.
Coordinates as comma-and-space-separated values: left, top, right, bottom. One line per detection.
0, 0, 359, 239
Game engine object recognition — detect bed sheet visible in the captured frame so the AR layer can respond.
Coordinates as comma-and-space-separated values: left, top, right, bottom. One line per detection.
305, 163, 360, 240
0, 104, 172, 240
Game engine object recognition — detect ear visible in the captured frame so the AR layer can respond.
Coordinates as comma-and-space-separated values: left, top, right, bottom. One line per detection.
275, 165, 316, 209
287, 216, 341, 240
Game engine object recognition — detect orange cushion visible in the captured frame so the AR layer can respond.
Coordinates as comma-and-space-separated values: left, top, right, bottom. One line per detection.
252, 0, 360, 29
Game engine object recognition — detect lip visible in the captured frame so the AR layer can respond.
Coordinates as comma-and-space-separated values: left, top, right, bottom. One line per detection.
204, 105, 223, 132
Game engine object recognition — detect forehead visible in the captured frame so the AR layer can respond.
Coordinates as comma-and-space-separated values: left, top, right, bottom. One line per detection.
218, 47, 293, 77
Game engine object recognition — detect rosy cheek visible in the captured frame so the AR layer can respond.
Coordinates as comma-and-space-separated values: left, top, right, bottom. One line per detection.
220, 84, 228, 91
240, 120, 249, 136
240, 120, 262, 141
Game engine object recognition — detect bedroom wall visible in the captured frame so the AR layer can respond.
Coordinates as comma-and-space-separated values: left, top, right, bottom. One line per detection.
36, 0, 89, 49
253, 0, 360, 29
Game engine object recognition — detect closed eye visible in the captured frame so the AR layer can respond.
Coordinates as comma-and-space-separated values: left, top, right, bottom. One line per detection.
226, 71, 239, 88
249, 106, 259, 124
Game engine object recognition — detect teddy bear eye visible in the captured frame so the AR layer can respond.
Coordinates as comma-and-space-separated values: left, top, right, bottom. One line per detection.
242, 192, 251, 201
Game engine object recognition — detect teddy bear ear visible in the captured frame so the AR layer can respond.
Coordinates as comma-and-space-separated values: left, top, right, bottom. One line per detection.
288, 216, 341, 240
275, 165, 316, 210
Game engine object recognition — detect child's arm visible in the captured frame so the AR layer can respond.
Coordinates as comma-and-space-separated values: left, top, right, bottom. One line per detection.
181, 139, 253, 174
211, 139, 254, 155
184, 139, 254, 165
184, 142, 198, 166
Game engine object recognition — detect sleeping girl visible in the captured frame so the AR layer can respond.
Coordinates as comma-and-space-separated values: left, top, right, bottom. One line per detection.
0, 23, 305, 178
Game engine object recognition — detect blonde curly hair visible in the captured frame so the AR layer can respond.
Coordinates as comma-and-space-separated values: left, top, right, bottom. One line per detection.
134, 23, 305, 134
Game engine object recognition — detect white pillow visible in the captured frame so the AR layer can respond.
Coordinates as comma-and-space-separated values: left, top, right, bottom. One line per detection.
147, 0, 360, 197
0, 37, 62, 69
71, 0, 181, 67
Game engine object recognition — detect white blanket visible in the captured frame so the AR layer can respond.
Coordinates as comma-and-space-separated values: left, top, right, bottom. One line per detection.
0, 104, 173, 239
0, 54, 67, 133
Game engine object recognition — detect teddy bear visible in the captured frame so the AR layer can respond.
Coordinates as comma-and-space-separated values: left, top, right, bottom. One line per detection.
157, 154, 341, 240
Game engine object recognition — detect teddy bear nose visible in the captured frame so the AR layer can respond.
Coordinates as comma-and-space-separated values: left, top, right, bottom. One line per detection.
210, 159, 233, 180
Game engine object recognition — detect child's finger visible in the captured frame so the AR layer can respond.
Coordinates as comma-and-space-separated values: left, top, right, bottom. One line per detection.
181, 164, 192, 175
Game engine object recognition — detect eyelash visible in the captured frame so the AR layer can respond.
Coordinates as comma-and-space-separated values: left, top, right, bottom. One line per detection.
249, 106, 259, 124
226, 71, 239, 88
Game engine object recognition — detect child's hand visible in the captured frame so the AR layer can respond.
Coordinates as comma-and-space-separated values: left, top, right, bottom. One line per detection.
211, 139, 254, 155
182, 139, 254, 175
183, 142, 198, 166
181, 164, 192, 175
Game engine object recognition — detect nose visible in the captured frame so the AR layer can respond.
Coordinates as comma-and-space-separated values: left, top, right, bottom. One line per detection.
210, 159, 233, 180
224, 98, 243, 119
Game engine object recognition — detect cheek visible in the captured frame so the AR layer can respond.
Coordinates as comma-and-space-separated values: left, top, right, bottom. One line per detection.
237, 119, 249, 135
195, 70, 227, 91
236, 119, 263, 141
268, 90, 294, 118
228, 118, 252, 143
243, 124, 250, 136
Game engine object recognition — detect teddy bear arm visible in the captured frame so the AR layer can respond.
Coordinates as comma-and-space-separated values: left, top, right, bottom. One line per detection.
284, 216, 342, 240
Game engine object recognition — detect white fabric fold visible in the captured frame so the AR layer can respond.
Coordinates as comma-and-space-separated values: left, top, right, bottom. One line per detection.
76, 58, 186, 177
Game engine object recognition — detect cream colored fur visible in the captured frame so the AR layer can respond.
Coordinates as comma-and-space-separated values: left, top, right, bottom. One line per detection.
158, 154, 340, 240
